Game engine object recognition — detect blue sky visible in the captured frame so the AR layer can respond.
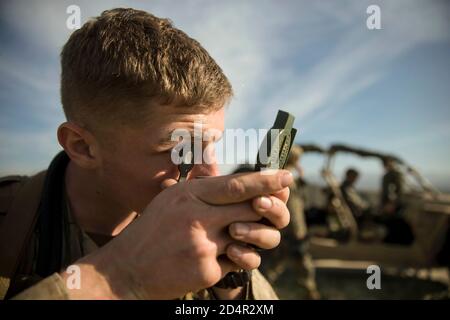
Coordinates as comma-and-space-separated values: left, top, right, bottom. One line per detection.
0, 0, 449, 190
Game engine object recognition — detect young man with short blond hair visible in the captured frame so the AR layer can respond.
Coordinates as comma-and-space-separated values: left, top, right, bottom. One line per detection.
0, 8, 291, 300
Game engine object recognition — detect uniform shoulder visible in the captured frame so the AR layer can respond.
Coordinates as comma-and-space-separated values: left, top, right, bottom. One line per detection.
0, 175, 29, 220
0, 175, 28, 186
250, 269, 279, 300
0, 172, 46, 226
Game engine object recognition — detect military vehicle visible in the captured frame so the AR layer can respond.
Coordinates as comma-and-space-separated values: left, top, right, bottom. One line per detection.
281, 143, 450, 299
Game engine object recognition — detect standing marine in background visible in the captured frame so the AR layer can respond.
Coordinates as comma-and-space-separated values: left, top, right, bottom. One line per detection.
378, 157, 414, 245
381, 157, 404, 215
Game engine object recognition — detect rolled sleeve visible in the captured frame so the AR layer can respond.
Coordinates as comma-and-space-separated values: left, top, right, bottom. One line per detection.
249, 269, 279, 300
12, 273, 69, 300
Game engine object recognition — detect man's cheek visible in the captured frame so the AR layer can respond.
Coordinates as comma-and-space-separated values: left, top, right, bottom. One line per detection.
159, 166, 180, 185
147, 160, 179, 185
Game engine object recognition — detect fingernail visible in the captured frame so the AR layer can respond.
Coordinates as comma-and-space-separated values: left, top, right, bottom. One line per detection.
281, 171, 293, 187
233, 223, 250, 236
258, 196, 272, 210
229, 246, 242, 258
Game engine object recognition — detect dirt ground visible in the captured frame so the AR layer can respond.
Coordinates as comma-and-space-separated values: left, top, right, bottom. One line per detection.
271, 265, 449, 300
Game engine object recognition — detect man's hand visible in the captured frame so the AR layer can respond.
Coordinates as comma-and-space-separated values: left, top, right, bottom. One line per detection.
63, 170, 292, 299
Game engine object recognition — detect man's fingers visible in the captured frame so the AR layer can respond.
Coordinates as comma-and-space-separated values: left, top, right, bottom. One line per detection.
190, 170, 293, 205
251, 195, 290, 229
205, 192, 290, 228
208, 201, 262, 227
217, 255, 240, 277
228, 222, 281, 250
226, 244, 261, 270
272, 187, 290, 203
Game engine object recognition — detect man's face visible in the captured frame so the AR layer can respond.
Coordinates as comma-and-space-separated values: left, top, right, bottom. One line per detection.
346, 172, 358, 185
94, 105, 225, 214
384, 160, 394, 171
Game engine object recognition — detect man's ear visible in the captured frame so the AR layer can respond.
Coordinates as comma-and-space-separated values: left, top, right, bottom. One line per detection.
57, 122, 101, 169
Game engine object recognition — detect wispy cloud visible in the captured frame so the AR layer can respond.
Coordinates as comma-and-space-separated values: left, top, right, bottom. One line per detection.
0, 0, 449, 176
257, 0, 450, 129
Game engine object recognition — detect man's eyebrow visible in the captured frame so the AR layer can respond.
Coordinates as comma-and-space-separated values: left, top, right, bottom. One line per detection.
156, 138, 178, 148
163, 129, 195, 143
160, 128, 223, 144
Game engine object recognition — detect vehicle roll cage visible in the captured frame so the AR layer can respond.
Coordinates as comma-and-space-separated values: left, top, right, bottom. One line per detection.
297, 143, 440, 240
299, 143, 438, 195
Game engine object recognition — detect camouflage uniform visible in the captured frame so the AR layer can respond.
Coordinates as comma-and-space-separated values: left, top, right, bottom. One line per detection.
0, 152, 277, 300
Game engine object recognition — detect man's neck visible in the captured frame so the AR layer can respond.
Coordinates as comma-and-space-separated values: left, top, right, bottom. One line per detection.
64, 161, 138, 237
